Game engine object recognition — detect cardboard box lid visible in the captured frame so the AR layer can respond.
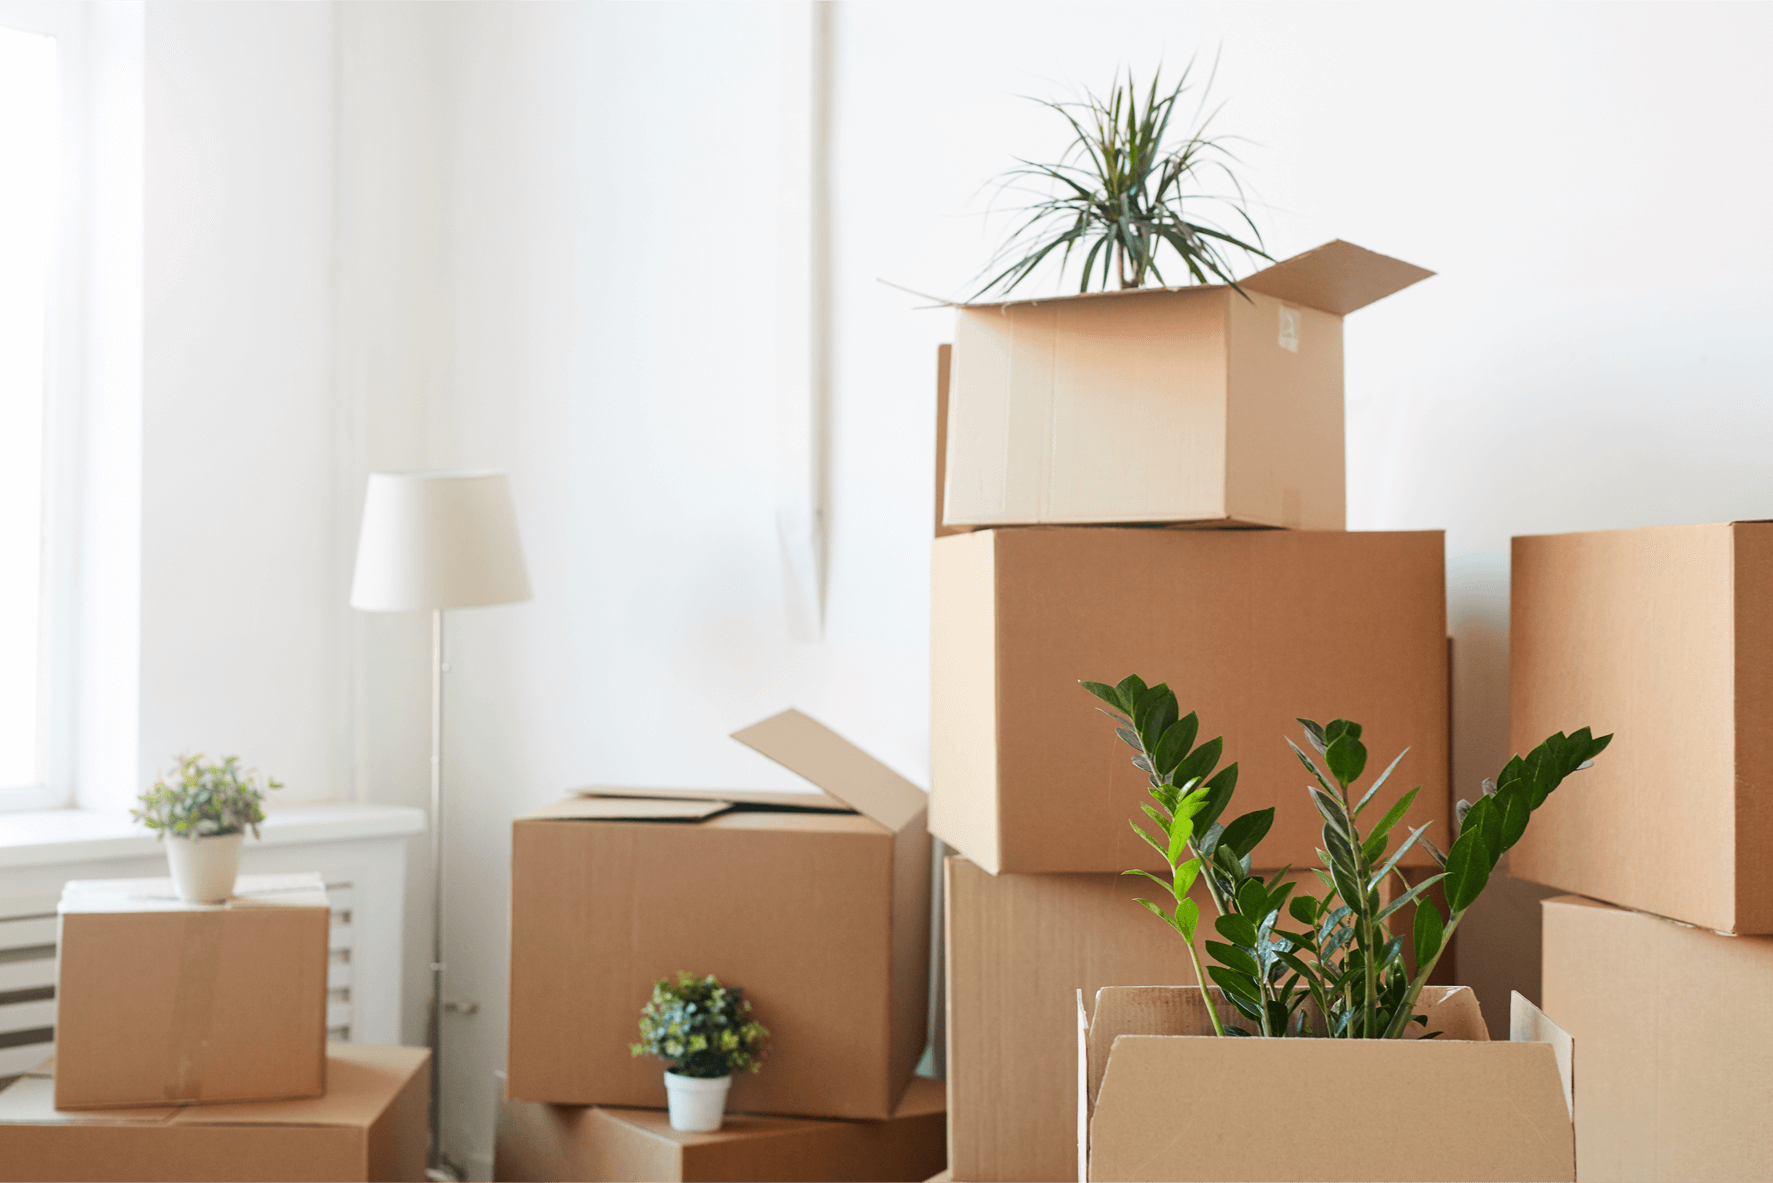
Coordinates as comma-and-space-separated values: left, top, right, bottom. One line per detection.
2, 1046, 427, 1129
1077, 986, 1573, 1183
955, 239, 1432, 317
545, 710, 924, 833
57, 871, 330, 914
731, 709, 926, 833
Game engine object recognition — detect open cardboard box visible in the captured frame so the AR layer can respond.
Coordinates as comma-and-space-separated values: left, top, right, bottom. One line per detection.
931, 526, 1449, 875
507, 709, 930, 1121
0, 1044, 427, 1183
1077, 985, 1573, 1182
1541, 893, 1773, 1180
54, 872, 331, 1109
494, 1071, 947, 1182
940, 240, 1432, 531
1511, 521, 1773, 933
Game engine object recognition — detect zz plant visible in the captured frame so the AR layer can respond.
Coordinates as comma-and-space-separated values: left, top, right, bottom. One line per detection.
1083, 676, 1611, 1038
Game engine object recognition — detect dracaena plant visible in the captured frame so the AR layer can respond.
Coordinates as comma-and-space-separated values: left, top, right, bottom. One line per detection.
976, 64, 1268, 298
1086, 678, 1612, 1038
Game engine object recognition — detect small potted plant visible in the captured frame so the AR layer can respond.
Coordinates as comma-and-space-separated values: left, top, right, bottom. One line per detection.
630, 971, 768, 1132
131, 754, 280, 903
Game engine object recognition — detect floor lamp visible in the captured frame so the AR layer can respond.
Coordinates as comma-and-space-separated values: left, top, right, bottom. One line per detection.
349, 471, 531, 1182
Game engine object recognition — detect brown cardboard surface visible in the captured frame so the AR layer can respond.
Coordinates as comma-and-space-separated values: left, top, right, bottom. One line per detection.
944, 857, 1204, 1183
1510, 522, 1773, 932
494, 1074, 946, 1182
508, 711, 930, 1120
1080, 986, 1571, 1182
941, 241, 1428, 531
0, 1044, 427, 1182
53, 873, 330, 1109
930, 527, 1449, 874
1541, 894, 1773, 1181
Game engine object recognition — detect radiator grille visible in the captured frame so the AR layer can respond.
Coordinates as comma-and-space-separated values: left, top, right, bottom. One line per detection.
0, 881, 357, 1087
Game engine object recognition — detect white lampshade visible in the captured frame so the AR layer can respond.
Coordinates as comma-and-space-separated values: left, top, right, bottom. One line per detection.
350, 471, 532, 611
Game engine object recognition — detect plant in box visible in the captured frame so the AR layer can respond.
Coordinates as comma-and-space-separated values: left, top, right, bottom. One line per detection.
1081, 675, 1610, 1037
631, 971, 769, 1132
131, 753, 280, 903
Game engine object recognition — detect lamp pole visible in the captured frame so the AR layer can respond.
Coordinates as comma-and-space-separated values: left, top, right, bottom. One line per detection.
426, 608, 456, 1182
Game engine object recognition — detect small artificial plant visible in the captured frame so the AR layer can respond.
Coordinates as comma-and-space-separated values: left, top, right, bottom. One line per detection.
976, 64, 1268, 298
1082, 675, 1612, 1038
131, 753, 280, 840
630, 972, 769, 1079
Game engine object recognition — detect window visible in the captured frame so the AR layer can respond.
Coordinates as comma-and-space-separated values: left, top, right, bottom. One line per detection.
0, 21, 60, 809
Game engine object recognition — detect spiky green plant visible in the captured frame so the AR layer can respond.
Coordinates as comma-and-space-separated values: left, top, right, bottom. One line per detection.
976, 64, 1268, 297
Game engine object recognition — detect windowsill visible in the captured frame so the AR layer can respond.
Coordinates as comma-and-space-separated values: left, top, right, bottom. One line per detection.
0, 802, 427, 869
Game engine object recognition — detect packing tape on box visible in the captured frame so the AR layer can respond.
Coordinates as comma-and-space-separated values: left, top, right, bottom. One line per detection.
164, 911, 224, 1100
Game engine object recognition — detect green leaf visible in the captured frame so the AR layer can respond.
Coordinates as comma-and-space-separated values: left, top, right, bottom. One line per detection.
1195, 763, 1239, 832
1174, 896, 1200, 942
1207, 965, 1263, 1004
1079, 680, 1122, 711
1414, 898, 1444, 967
1128, 818, 1168, 862
1444, 831, 1494, 913
1236, 878, 1270, 923
1215, 913, 1259, 946
1113, 675, 1147, 715
1206, 941, 1261, 978
1497, 786, 1532, 851
1352, 747, 1409, 815
1138, 685, 1178, 752
1152, 713, 1200, 776
1365, 786, 1421, 848
1326, 733, 1368, 787
1171, 735, 1223, 793
1174, 856, 1202, 898
1133, 897, 1175, 932
1288, 895, 1319, 926
1324, 719, 1363, 744
1367, 824, 1431, 892
1309, 788, 1352, 837
1166, 815, 1195, 864
1296, 718, 1328, 755
1220, 808, 1274, 859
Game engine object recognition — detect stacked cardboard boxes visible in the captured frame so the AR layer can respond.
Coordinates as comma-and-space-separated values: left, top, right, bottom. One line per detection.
498, 710, 947, 1182
0, 873, 428, 1182
928, 243, 1473, 1182
1512, 522, 1773, 1179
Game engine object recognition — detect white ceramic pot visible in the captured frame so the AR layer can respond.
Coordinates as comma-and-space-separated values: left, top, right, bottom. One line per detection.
663, 1071, 731, 1132
163, 833, 243, 903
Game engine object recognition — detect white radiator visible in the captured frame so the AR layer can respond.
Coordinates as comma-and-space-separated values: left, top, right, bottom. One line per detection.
0, 805, 423, 1085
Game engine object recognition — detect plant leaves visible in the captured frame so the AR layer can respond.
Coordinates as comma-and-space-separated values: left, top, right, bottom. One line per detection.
1215, 913, 1259, 947
1414, 897, 1444, 968
1326, 732, 1368, 787
1220, 808, 1274, 859
1443, 832, 1494, 913
1152, 713, 1200, 776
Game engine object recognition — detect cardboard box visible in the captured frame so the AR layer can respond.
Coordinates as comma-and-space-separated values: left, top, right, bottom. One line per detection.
494, 1074, 947, 1182
940, 240, 1432, 531
0, 1044, 427, 1182
507, 709, 931, 1121
931, 527, 1449, 874
1510, 522, 1773, 932
943, 856, 1439, 1182
54, 872, 331, 1109
1080, 985, 1572, 1182
1541, 894, 1773, 1181
945, 857, 1204, 1183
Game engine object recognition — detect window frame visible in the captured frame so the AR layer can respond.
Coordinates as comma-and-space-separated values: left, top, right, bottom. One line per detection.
0, 0, 92, 812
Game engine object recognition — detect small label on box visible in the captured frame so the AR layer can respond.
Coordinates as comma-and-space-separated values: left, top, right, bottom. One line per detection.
1278, 306, 1300, 352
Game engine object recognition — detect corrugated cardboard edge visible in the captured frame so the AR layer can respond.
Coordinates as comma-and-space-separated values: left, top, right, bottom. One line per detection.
731, 709, 927, 833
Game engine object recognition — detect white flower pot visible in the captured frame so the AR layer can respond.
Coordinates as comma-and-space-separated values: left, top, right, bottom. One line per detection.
663, 1071, 731, 1132
163, 833, 243, 903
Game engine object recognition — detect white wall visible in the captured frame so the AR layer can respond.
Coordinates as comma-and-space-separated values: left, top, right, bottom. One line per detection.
125, 1, 1773, 1171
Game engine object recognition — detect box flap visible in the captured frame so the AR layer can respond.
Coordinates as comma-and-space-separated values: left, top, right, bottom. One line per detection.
58, 871, 329, 913
523, 796, 735, 823
730, 709, 927, 833
569, 784, 852, 811
1511, 991, 1575, 1118
1239, 239, 1434, 315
